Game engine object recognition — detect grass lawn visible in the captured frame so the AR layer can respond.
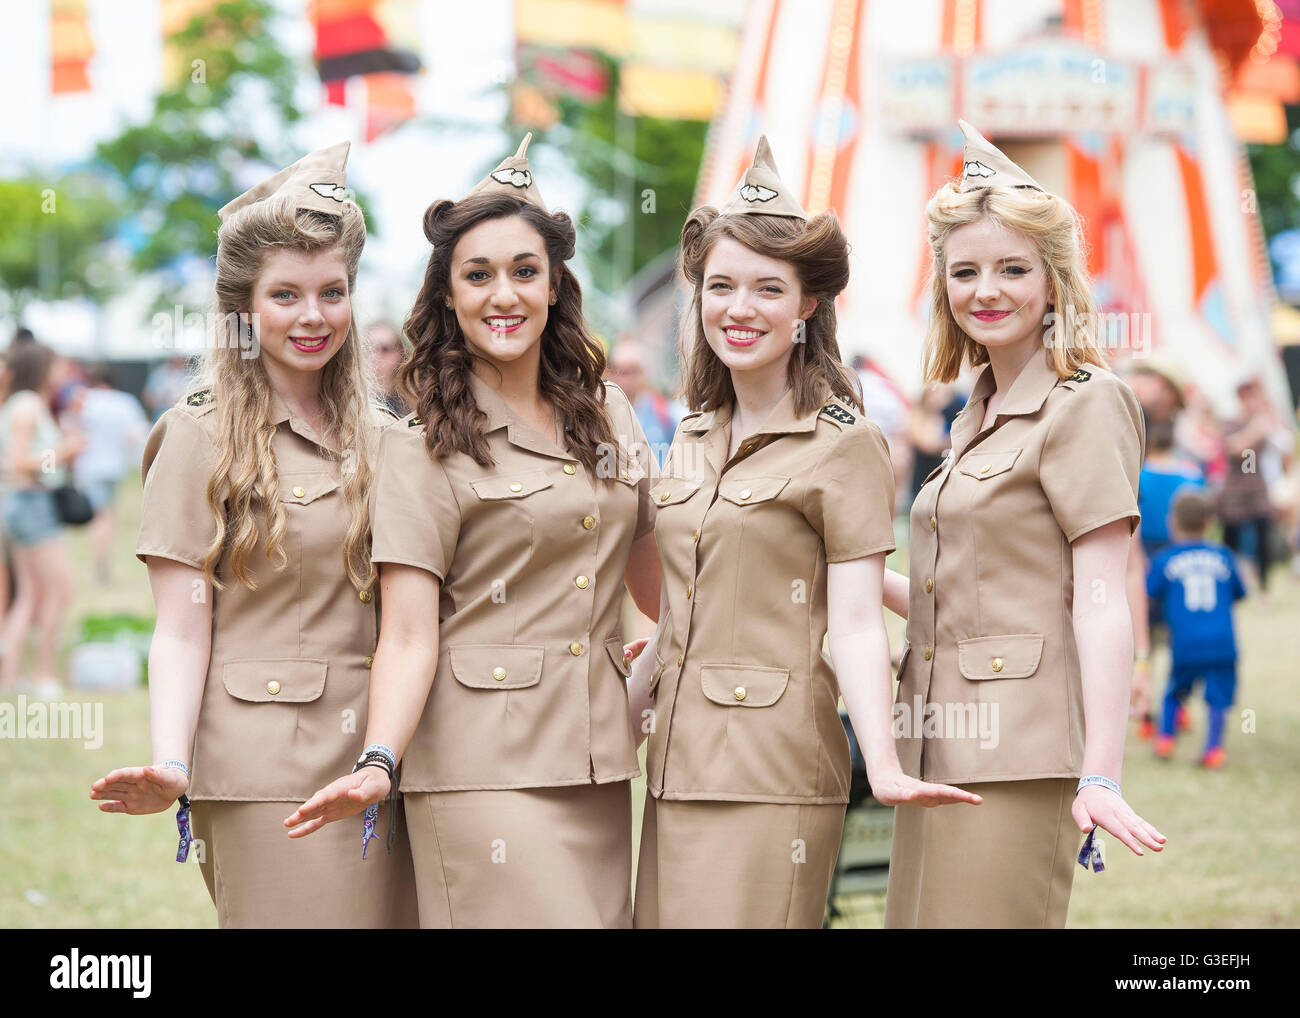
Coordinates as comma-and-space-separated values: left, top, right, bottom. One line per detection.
3, 484, 1297, 927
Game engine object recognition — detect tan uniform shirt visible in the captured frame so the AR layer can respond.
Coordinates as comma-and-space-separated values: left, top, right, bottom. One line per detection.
645, 390, 896, 805
897, 353, 1144, 784
370, 377, 657, 792
136, 389, 391, 801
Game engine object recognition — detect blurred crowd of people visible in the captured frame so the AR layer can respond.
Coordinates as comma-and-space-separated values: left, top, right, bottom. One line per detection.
0, 328, 149, 699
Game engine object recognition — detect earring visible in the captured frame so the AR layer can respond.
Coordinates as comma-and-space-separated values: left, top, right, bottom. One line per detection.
549, 295, 557, 305
444, 299, 452, 309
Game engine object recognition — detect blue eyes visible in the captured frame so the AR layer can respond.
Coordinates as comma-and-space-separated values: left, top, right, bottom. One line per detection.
273, 288, 345, 300
951, 266, 1029, 279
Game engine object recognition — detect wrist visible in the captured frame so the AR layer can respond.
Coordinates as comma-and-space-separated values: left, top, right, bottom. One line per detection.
1077, 774, 1122, 797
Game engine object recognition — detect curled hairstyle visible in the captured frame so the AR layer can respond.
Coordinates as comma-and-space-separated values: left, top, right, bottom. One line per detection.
678, 209, 860, 417
399, 192, 619, 476
923, 183, 1107, 383
200, 191, 377, 592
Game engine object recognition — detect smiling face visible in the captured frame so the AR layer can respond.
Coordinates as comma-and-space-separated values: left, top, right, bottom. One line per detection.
700, 235, 817, 381
250, 246, 352, 387
447, 214, 554, 371
944, 216, 1051, 365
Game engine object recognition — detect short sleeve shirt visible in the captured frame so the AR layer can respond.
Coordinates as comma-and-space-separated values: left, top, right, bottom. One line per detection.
644, 389, 896, 805
897, 354, 1144, 784
369, 377, 657, 792
136, 388, 391, 801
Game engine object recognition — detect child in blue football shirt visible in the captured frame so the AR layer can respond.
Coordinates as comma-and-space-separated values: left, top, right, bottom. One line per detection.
1147, 490, 1247, 767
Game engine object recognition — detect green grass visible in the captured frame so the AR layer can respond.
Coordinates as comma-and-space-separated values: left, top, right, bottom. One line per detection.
3, 487, 1297, 927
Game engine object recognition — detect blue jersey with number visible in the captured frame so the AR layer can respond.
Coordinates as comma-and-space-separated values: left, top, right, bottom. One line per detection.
1146, 541, 1246, 666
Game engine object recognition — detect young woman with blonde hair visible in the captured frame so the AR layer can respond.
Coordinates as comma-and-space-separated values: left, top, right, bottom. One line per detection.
91, 143, 416, 928
882, 122, 1166, 928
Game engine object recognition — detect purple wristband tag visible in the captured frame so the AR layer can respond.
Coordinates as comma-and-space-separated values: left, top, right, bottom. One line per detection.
1077, 824, 1105, 873
361, 803, 379, 860
175, 796, 192, 863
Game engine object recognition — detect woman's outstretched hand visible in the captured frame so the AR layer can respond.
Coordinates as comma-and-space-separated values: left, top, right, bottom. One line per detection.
90, 765, 189, 815
1073, 785, 1166, 856
869, 770, 983, 808
283, 767, 391, 839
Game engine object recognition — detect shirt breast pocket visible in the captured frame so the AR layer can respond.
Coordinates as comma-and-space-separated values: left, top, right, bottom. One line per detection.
956, 448, 1022, 482
717, 475, 790, 507
650, 478, 702, 507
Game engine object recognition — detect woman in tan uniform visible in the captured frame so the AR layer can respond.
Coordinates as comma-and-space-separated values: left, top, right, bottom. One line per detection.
90, 143, 416, 928
882, 122, 1166, 928
286, 137, 662, 928
626, 138, 978, 929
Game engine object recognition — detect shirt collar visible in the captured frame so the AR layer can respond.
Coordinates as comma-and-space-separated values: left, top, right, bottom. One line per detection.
952, 351, 1063, 457
679, 388, 821, 439
268, 388, 329, 447
467, 370, 569, 460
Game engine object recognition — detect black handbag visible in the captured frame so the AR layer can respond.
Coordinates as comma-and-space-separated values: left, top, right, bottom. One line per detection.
52, 484, 95, 526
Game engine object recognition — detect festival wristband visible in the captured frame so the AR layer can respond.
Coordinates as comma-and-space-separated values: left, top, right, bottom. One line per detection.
1076, 774, 1122, 798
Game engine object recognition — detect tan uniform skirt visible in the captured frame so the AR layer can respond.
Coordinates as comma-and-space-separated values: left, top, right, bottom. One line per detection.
189, 799, 418, 929
885, 777, 1078, 929
402, 780, 632, 928
634, 794, 847, 929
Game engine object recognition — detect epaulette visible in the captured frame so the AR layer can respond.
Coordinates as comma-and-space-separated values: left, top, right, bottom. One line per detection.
819, 402, 856, 426
408, 416, 423, 427
1067, 368, 1092, 383
185, 387, 214, 408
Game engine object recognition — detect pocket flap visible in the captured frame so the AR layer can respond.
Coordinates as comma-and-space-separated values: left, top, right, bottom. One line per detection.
650, 478, 702, 507
604, 637, 631, 677
718, 475, 789, 506
281, 474, 341, 505
450, 645, 545, 689
700, 664, 789, 707
956, 449, 1022, 480
470, 473, 553, 501
223, 659, 328, 702
956, 634, 1044, 680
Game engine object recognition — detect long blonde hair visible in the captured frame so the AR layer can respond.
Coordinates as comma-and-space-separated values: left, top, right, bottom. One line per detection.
200, 192, 376, 592
923, 183, 1107, 384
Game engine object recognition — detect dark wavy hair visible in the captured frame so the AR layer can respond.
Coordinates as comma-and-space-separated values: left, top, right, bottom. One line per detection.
399, 192, 619, 475
678, 209, 861, 417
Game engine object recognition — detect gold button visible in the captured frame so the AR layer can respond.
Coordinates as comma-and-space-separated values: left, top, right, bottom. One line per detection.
659, 491, 670, 502
492, 666, 507, 681
929, 515, 937, 531
733, 686, 747, 701
575, 575, 589, 589
569, 641, 583, 656
358, 589, 372, 603
582, 515, 595, 530
292, 485, 306, 498
980, 463, 991, 474
739, 488, 752, 500
364, 656, 373, 668
563, 463, 577, 475
621, 471, 630, 480
991, 657, 1004, 673
923, 645, 933, 661
692, 529, 700, 544
509, 482, 523, 492
266, 680, 280, 695
676, 654, 683, 667
925, 578, 933, 593
685, 585, 693, 599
